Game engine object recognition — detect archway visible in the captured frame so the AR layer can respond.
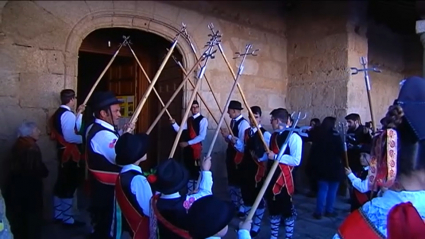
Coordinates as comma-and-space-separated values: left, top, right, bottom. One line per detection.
77, 27, 184, 170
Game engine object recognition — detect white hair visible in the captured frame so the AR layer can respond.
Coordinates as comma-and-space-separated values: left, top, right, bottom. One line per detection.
17, 121, 37, 138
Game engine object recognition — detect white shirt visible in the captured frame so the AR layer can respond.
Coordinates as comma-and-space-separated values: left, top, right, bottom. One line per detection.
60, 105, 83, 144
159, 171, 213, 201
88, 118, 121, 165
234, 125, 271, 153
347, 166, 370, 193
259, 130, 303, 167
172, 113, 208, 145
227, 115, 250, 142
120, 164, 153, 217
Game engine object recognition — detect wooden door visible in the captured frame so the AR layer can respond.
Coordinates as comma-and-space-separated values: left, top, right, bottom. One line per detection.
105, 55, 154, 171
152, 56, 184, 164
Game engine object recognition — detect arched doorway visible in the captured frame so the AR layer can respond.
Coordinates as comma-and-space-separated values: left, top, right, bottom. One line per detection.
77, 27, 184, 170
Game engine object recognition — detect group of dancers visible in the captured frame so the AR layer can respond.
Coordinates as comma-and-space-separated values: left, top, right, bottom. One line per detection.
49, 75, 425, 239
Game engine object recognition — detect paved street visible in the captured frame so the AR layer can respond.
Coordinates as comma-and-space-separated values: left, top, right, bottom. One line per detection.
41, 190, 349, 239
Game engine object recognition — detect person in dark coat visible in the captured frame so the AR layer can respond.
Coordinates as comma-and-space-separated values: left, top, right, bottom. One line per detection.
308, 117, 345, 219
3, 121, 49, 239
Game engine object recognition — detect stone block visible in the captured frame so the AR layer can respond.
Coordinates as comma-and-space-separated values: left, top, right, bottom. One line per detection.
152, 2, 180, 25
18, 73, 64, 108
113, 1, 137, 13
112, 15, 135, 27
33, 1, 91, 26
46, 50, 65, 75
199, 91, 221, 110
2, 1, 70, 50
0, 71, 19, 97
85, 1, 114, 13
0, 106, 48, 139
268, 93, 286, 109
132, 17, 152, 30
259, 61, 283, 80
0, 96, 19, 106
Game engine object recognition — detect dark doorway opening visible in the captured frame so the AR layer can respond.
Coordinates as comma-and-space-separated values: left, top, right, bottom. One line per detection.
77, 28, 184, 170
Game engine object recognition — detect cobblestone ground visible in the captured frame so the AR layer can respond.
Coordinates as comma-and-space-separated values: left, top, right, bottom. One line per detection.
41, 189, 349, 239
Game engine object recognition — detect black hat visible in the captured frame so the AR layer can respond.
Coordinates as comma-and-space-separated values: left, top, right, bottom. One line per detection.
228, 100, 243, 110
90, 91, 124, 110
359, 144, 371, 154
394, 76, 425, 141
115, 133, 149, 165
187, 195, 235, 239
152, 158, 189, 194
192, 100, 199, 105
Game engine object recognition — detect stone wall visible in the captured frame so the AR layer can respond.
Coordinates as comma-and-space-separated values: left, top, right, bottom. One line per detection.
0, 0, 287, 212
365, 22, 423, 125
286, 1, 350, 124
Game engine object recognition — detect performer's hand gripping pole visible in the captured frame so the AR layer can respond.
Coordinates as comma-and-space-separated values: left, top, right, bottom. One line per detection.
212, 26, 268, 152
244, 112, 307, 222
78, 36, 130, 115
126, 38, 173, 119
127, 23, 187, 132
168, 24, 222, 158
206, 43, 256, 157
350, 56, 381, 132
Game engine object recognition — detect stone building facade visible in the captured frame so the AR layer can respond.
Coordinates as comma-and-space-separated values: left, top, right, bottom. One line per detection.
0, 0, 422, 215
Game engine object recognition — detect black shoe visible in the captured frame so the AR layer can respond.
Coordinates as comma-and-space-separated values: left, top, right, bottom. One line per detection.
324, 212, 338, 218
53, 218, 63, 224
312, 212, 322, 219
62, 220, 86, 228
250, 229, 260, 238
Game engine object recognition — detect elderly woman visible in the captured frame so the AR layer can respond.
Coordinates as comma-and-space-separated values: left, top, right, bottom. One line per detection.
3, 121, 49, 239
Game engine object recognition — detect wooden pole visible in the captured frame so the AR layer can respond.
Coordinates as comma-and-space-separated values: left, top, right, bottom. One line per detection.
127, 25, 187, 132
172, 58, 219, 125
77, 36, 129, 115
216, 43, 269, 152
245, 115, 303, 222
172, 56, 232, 135
127, 44, 172, 119
146, 56, 204, 134
205, 44, 253, 158
168, 32, 220, 158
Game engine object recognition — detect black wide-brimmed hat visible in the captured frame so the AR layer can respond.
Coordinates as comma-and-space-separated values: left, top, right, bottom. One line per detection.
228, 100, 243, 110
115, 133, 149, 165
187, 195, 235, 239
394, 76, 425, 141
152, 158, 189, 194
90, 91, 124, 110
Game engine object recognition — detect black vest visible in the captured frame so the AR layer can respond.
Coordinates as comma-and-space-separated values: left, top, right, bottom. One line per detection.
118, 170, 144, 233
156, 196, 189, 239
266, 131, 291, 182
52, 107, 70, 149
86, 122, 121, 206
226, 117, 246, 160
182, 115, 204, 142
240, 127, 267, 173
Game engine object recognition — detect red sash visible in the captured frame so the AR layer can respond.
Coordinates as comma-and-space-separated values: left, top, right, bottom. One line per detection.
49, 116, 81, 164
243, 128, 266, 184
354, 189, 369, 205
187, 118, 202, 160
151, 194, 192, 239
338, 209, 384, 239
270, 133, 294, 196
89, 169, 118, 185
115, 175, 149, 239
